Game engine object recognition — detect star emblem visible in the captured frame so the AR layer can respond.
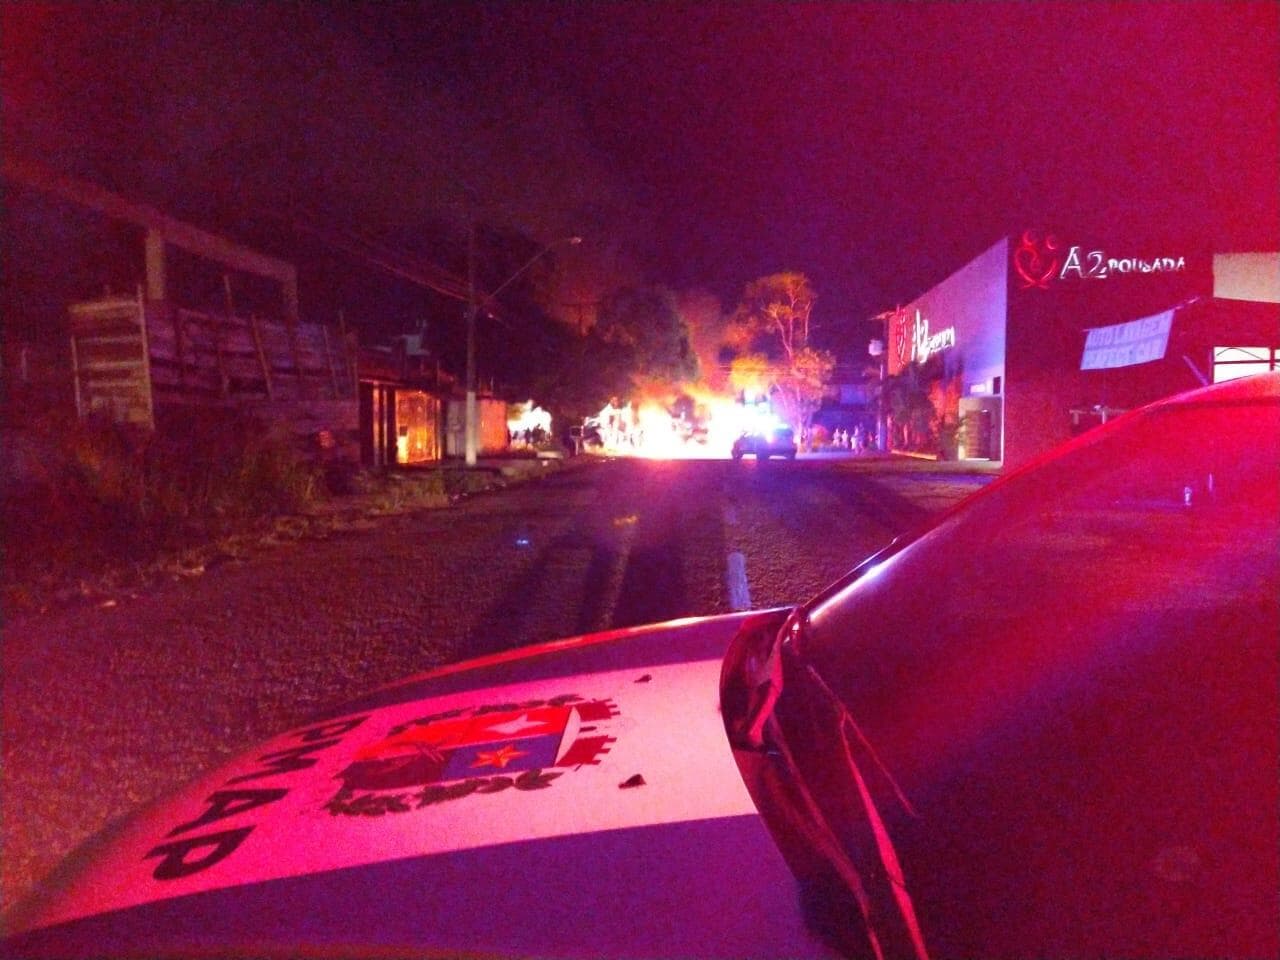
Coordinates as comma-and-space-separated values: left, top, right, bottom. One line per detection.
471, 744, 528, 769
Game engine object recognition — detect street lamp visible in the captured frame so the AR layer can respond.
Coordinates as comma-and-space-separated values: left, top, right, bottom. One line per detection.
465, 234, 582, 466
868, 307, 897, 453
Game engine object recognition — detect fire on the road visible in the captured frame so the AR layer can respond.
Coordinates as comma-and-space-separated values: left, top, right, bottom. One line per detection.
590, 394, 788, 460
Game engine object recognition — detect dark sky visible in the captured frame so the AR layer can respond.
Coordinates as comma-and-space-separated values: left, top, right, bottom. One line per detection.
4, 1, 1278, 344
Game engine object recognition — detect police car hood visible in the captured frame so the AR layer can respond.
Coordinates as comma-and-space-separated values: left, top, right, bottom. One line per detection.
6, 609, 838, 959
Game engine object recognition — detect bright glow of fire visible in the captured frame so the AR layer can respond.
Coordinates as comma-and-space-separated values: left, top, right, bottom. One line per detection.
508, 400, 553, 438
588, 394, 789, 460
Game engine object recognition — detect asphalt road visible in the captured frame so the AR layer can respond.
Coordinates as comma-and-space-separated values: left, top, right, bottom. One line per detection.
1, 454, 993, 917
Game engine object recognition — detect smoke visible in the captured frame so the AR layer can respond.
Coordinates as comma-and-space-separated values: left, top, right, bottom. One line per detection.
2, 2, 647, 320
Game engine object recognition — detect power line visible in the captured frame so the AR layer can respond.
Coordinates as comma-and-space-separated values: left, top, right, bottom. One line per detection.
289, 214, 471, 303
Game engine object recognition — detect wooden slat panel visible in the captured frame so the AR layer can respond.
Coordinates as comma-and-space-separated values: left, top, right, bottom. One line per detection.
79, 368, 146, 384
71, 297, 358, 438
75, 341, 147, 364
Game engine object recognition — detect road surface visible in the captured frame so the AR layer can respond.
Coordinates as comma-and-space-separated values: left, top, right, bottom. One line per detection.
1, 455, 992, 915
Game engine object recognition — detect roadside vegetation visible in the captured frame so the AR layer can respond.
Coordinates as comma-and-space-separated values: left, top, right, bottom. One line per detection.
0, 412, 502, 617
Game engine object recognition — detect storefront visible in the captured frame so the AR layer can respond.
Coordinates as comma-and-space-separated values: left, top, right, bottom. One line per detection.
882, 233, 1278, 468
358, 345, 449, 467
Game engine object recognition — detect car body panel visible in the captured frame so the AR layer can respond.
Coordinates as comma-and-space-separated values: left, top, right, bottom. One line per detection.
752, 372, 1280, 959
8, 818, 833, 959
5, 611, 838, 959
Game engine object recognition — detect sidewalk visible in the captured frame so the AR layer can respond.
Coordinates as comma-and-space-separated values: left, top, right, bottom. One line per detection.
399, 449, 580, 480
803, 448, 1004, 476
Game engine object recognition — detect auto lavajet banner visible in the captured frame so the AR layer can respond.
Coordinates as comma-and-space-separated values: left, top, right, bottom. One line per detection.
1080, 309, 1173, 370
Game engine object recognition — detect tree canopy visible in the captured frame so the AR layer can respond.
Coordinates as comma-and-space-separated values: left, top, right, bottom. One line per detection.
514, 283, 700, 430
724, 272, 835, 437
727, 271, 816, 363
593, 284, 699, 391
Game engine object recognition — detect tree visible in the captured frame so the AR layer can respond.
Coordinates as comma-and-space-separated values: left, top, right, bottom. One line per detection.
883, 365, 937, 452
772, 345, 836, 438
725, 272, 835, 440
530, 293, 697, 432
593, 284, 699, 391
729, 272, 816, 363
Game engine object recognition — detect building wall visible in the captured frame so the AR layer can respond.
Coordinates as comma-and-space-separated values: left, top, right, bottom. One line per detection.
888, 237, 1009, 458
877, 234, 1276, 469
444, 397, 510, 457
1004, 230, 1211, 468
360, 382, 393, 468
889, 237, 1009, 387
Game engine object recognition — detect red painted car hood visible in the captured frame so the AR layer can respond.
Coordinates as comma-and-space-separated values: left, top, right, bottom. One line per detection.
5, 610, 839, 959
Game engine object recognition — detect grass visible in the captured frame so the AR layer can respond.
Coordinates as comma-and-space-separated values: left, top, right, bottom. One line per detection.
0, 412, 518, 618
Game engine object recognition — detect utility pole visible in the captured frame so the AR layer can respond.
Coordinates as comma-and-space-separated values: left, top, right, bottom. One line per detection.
465, 222, 479, 467
463, 233, 582, 468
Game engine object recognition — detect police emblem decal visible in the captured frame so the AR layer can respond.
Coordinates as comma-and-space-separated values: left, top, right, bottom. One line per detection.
325, 694, 618, 817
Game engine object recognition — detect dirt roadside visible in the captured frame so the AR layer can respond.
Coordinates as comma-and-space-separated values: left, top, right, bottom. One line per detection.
1, 455, 583, 625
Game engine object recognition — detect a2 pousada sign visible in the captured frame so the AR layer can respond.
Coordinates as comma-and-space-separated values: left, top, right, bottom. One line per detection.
1080, 310, 1173, 370
1015, 230, 1188, 290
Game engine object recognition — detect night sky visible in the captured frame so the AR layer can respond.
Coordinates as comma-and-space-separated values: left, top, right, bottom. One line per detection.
4, 1, 1278, 347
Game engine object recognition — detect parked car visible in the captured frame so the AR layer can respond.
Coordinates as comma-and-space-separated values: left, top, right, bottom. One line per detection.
5, 373, 1277, 959
732, 425, 798, 460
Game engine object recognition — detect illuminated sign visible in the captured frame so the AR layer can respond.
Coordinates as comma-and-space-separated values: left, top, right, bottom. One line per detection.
1080, 310, 1173, 370
1013, 230, 1061, 289
1060, 248, 1187, 280
893, 308, 957, 366
1015, 230, 1188, 289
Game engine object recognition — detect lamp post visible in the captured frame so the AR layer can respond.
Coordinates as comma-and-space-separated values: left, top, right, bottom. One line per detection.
868, 336, 887, 452
465, 234, 582, 467
868, 307, 897, 453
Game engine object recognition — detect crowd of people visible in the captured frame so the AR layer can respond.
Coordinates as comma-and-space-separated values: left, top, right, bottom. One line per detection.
808, 423, 875, 452
509, 426, 549, 448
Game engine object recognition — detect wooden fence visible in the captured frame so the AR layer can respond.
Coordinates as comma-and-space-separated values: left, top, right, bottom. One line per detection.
69, 293, 360, 460
149, 301, 356, 405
